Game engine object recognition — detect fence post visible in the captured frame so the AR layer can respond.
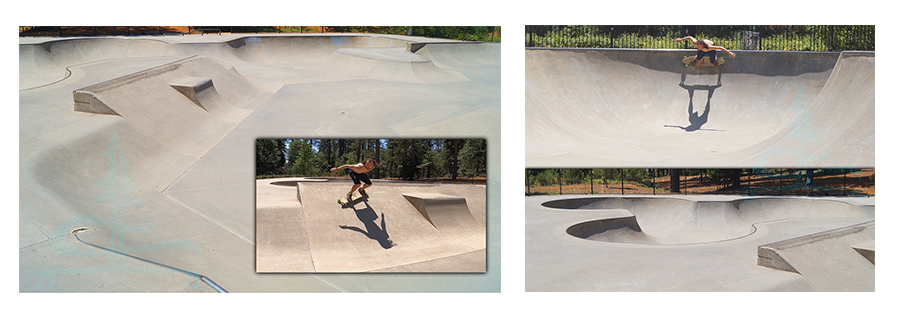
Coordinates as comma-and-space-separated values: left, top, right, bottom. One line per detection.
590, 169, 594, 195
609, 26, 614, 48
558, 169, 562, 195
670, 169, 680, 193
827, 25, 833, 52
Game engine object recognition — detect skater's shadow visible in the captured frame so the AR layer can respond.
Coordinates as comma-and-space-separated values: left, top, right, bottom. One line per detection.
665, 71, 725, 132
339, 201, 395, 249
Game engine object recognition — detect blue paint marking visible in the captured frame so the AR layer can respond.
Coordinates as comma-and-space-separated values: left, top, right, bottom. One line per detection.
332, 36, 347, 45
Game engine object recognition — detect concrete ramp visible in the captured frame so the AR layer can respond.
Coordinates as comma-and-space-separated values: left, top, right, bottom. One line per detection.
758, 221, 875, 291
402, 193, 481, 230
72, 56, 273, 157
525, 48, 874, 167
564, 210, 658, 245
257, 179, 486, 273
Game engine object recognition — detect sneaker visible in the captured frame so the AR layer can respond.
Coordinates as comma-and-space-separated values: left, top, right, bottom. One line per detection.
359, 189, 368, 197
346, 192, 353, 202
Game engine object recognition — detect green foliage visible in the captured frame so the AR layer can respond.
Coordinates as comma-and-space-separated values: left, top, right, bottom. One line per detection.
315, 26, 500, 42
278, 26, 321, 33
286, 139, 318, 176
526, 169, 559, 187
458, 139, 487, 177
526, 25, 873, 51
421, 149, 447, 178
256, 139, 285, 176
257, 138, 486, 181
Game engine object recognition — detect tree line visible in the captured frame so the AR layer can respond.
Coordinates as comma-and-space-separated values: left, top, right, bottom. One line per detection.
257, 139, 487, 181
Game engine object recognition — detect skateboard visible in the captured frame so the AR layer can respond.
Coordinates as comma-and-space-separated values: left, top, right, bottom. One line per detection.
683, 56, 725, 67
338, 192, 369, 208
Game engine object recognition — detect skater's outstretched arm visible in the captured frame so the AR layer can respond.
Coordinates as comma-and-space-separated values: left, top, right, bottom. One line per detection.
708, 45, 736, 58
330, 163, 362, 172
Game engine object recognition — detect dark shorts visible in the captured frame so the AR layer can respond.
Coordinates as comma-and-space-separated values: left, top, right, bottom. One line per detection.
696, 49, 718, 62
348, 170, 372, 185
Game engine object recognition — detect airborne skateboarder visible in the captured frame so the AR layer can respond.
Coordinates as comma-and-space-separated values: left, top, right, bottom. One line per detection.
330, 158, 379, 202
676, 36, 736, 67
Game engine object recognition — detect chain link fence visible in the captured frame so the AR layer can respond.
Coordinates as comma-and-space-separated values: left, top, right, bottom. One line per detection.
526, 25, 874, 51
526, 168, 874, 197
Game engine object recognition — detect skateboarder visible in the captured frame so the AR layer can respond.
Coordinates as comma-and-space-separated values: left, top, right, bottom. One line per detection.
330, 158, 379, 202
676, 36, 736, 66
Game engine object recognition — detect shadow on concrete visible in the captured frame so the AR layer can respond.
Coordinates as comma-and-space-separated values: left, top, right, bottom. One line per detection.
665, 71, 725, 132
339, 201, 395, 249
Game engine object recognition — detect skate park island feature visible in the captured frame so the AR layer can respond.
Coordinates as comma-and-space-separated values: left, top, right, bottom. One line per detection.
19, 33, 500, 292
525, 48, 874, 168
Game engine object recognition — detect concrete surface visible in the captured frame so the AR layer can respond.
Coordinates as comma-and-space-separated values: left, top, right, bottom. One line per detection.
255, 178, 486, 273
19, 33, 500, 292
525, 48, 874, 168
526, 194, 875, 291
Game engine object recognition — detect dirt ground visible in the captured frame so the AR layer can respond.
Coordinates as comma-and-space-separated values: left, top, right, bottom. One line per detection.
528, 169, 874, 197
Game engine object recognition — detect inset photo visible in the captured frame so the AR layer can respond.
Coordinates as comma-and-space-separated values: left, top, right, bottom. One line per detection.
256, 139, 487, 273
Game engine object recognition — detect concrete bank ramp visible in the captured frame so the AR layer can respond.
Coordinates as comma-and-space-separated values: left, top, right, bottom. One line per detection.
72, 55, 274, 157
256, 179, 486, 273
525, 48, 874, 167
758, 221, 875, 291
402, 193, 482, 230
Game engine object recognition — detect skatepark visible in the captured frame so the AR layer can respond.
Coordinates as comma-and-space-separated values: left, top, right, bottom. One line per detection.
19, 33, 500, 292
525, 48, 874, 168
256, 178, 486, 273
526, 194, 875, 291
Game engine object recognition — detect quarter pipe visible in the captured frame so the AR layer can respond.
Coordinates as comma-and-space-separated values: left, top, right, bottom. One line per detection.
525, 48, 874, 168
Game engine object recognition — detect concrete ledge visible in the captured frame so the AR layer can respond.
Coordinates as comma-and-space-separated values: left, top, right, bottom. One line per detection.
72, 56, 198, 115
169, 77, 214, 110
758, 245, 800, 273
73, 90, 117, 115
852, 240, 875, 264
296, 183, 302, 204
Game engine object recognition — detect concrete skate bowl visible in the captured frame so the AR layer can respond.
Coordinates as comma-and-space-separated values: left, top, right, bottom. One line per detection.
543, 197, 874, 245
525, 48, 874, 168
20, 34, 499, 292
